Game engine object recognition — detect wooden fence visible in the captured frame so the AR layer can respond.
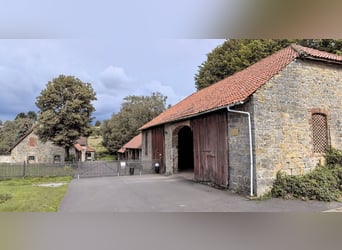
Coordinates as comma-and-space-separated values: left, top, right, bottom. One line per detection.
0, 160, 159, 179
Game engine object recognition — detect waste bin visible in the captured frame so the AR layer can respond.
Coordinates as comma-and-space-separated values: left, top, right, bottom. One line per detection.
129, 167, 134, 175
154, 162, 160, 173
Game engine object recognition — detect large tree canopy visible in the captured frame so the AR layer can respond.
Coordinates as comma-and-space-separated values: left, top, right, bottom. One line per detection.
101, 92, 167, 153
35, 75, 97, 159
195, 39, 342, 90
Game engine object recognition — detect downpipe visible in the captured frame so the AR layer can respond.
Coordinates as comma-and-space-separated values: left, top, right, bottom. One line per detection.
227, 104, 254, 197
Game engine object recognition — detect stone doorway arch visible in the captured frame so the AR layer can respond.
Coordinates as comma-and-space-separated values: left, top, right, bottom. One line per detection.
172, 125, 194, 174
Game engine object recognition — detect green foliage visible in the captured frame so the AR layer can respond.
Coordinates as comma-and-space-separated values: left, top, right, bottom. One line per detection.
195, 39, 342, 90
97, 153, 116, 161
35, 75, 97, 159
271, 148, 342, 201
0, 117, 34, 154
101, 92, 167, 153
91, 126, 102, 137
15, 111, 37, 121
325, 148, 342, 166
87, 135, 114, 160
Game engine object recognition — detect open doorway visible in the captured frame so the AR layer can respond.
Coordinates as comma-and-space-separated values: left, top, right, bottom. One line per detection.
177, 126, 194, 173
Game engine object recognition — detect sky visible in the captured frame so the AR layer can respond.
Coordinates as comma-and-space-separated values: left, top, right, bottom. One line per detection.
1, 0, 340, 122
0, 39, 224, 122
0, 0, 231, 122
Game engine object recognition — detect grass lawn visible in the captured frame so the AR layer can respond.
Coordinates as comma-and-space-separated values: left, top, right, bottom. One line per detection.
0, 176, 72, 212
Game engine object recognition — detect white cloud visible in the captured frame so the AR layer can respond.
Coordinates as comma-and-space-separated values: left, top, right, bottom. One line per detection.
93, 66, 181, 121
140, 80, 180, 105
99, 66, 135, 90
0, 39, 224, 122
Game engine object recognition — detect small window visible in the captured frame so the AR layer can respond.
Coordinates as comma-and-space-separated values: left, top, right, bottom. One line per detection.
54, 155, 61, 163
312, 113, 329, 153
27, 155, 35, 164
86, 152, 92, 161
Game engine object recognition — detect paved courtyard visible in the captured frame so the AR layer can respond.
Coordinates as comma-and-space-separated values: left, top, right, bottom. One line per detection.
59, 174, 342, 212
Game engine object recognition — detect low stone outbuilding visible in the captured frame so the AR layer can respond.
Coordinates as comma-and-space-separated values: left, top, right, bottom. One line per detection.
140, 45, 342, 196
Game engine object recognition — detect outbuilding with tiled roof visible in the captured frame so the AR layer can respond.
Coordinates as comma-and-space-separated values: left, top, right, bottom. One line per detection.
117, 133, 142, 160
139, 44, 342, 196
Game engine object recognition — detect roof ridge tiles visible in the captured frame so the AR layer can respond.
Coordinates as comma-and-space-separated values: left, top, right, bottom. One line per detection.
140, 45, 341, 130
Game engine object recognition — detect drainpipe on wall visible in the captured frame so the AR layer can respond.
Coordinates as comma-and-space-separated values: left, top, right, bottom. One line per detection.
227, 103, 254, 197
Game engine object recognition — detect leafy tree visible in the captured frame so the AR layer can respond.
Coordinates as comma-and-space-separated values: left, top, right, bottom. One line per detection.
0, 118, 34, 154
27, 111, 38, 121
15, 119, 31, 141
195, 39, 342, 90
95, 120, 101, 127
35, 75, 97, 160
14, 111, 37, 122
102, 92, 167, 153
15, 112, 27, 120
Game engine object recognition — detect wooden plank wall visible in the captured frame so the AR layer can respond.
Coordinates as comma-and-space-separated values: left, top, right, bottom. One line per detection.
191, 109, 228, 187
151, 126, 165, 173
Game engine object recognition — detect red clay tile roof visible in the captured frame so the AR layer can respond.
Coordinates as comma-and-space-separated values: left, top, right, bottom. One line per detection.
117, 147, 125, 153
291, 45, 342, 62
117, 133, 142, 153
74, 143, 96, 152
140, 45, 342, 130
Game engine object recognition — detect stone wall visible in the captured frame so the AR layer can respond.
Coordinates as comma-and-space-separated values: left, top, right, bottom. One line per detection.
11, 132, 65, 164
164, 120, 191, 175
252, 59, 342, 195
227, 101, 254, 194
0, 155, 12, 163
141, 129, 153, 169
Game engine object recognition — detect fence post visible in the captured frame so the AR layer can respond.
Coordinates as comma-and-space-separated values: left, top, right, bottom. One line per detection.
22, 161, 26, 178
77, 161, 80, 180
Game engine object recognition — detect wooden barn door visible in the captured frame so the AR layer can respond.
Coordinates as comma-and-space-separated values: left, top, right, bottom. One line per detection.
151, 126, 165, 173
191, 110, 228, 187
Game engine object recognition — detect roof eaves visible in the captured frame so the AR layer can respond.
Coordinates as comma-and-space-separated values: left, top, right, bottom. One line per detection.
291, 44, 342, 65
139, 98, 250, 131
299, 55, 342, 65
141, 45, 340, 131
8, 127, 36, 153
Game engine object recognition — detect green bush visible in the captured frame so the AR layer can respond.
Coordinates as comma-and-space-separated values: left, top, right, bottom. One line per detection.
271, 148, 342, 202
271, 166, 341, 201
325, 148, 342, 166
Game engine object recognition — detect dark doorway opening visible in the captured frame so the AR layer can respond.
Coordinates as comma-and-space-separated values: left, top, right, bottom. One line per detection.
177, 126, 194, 172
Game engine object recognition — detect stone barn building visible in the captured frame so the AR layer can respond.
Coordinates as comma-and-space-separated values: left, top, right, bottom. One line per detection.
7, 129, 95, 164
9, 128, 66, 164
139, 45, 342, 196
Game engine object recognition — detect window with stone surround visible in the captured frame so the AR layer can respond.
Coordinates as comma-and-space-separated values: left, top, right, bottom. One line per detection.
27, 155, 35, 164
54, 155, 61, 163
311, 113, 329, 153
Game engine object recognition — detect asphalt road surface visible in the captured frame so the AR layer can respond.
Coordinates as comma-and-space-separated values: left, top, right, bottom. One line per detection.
59, 174, 342, 212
